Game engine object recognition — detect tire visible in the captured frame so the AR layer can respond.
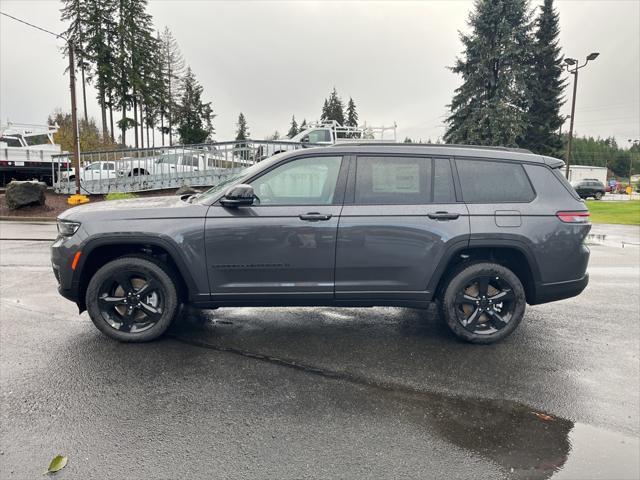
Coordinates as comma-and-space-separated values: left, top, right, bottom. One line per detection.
85, 256, 179, 342
440, 262, 526, 344
594, 192, 603, 200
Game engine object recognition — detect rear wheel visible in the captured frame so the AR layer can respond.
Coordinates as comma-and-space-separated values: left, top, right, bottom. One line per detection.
440, 262, 526, 344
594, 191, 603, 200
85, 256, 179, 342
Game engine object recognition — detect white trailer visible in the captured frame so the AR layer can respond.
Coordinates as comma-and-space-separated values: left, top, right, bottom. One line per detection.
567, 165, 607, 185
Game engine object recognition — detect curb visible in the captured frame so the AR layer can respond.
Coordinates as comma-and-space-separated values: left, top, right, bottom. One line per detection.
0, 216, 57, 222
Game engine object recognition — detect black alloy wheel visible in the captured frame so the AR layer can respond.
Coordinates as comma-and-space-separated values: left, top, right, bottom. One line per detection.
86, 256, 179, 342
454, 275, 516, 335
441, 262, 526, 344
97, 271, 165, 333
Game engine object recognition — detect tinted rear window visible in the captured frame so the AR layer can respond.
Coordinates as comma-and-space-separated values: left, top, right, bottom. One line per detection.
456, 159, 535, 203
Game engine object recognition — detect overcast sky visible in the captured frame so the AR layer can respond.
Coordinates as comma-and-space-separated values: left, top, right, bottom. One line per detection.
1, 0, 639, 146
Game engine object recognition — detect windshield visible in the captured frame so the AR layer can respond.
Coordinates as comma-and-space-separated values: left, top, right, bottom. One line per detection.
194, 153, 289, 204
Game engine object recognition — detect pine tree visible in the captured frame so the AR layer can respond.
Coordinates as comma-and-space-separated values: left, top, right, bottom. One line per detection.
300, 119, 307, 131
160, 27, 186, 146
235, 113, 249, 141
346, 97, 358, 127
175, 67, 214, 144
522, 0, 565, 155
326, 88, 345, 125
287, 115, 299, 138
444, 0, 533, 147
321, 99, 330, 122
83, 0, 118, 142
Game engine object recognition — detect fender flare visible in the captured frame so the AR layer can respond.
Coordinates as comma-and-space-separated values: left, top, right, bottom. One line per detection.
73, 234, 200, 301
426, 237, 542, 297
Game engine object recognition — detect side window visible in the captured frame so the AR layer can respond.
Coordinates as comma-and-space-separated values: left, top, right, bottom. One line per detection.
433, 158, 456, 203
103, 162, 115, 170
456, 159, 535, 203
182, 155, 199, 167
307, 129, 331, 143
250, 156, 342, 205
355, 156, 431, 204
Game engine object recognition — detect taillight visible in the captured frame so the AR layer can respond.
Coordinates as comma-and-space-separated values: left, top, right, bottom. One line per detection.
556, 211, 590, 223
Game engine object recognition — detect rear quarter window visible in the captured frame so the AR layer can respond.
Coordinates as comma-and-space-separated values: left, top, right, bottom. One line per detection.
456, 159, 535, 203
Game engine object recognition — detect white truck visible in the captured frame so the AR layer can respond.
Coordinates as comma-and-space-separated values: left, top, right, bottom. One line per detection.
255, 120, 397, 161
567, 165, 608, 185
0, 122, 68, 186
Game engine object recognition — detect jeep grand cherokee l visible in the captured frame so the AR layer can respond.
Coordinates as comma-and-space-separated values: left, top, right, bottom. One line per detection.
51, 144, 591, 344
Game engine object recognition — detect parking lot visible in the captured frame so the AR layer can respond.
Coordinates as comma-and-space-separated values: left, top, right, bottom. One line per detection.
1, 221, 638, 479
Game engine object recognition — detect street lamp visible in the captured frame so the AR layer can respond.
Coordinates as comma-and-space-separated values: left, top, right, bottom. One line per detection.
563, 52, 600, 179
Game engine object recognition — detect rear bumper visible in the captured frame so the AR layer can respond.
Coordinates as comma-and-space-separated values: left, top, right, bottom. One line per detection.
530, 273, 589, 305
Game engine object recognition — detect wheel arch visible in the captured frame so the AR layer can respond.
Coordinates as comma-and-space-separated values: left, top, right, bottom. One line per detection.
430, 240, 541, 304
74, 236, 197, 312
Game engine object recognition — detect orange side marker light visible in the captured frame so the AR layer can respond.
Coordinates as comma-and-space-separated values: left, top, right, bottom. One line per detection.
71, 251, 82, 270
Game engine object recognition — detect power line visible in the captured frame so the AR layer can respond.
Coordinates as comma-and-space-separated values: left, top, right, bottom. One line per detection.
0, 11, 66, 40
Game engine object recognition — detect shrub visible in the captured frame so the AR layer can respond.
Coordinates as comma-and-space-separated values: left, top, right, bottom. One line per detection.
105, 192, 137, 201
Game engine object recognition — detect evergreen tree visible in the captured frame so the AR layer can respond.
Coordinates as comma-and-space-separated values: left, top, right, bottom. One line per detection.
346, 97, 358, 127
287, 115, 299, 138
321, 99, 330, 122
175, 67, 215, 144
235, 112, 250, 160
522, 0, 565, 155
160, 27, 186, 146
235, 113, 249, 141
83, 0, 118, 142
300, 119, 307, 131
444, 0, 533, 147
325, 88, 345, 125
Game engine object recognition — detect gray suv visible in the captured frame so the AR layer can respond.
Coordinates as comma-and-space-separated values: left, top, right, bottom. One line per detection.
51, 144, 591, 344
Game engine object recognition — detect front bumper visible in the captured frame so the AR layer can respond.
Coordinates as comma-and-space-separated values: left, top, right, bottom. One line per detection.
50, 234, 82, 304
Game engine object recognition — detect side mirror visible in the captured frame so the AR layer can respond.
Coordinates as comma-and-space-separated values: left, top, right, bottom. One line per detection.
220, 184, 255, 207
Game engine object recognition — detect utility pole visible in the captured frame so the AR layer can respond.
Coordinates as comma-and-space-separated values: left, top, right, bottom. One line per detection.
68, 40, 81, 196
563, 53, 600, 179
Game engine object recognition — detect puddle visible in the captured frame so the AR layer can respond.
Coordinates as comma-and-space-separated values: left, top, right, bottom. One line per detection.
170, 313, 639, 480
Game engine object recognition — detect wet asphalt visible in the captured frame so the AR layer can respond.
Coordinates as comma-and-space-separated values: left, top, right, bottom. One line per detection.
0, 222, 638, 479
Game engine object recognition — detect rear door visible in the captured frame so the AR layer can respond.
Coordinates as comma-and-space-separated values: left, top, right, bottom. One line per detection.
335, 155, 470, 302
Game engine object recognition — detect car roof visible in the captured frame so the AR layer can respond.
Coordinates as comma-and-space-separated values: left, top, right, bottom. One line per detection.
289, 143, 564, 168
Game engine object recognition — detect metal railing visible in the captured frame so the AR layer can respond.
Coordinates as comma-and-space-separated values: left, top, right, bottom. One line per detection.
52, 140, 307, 194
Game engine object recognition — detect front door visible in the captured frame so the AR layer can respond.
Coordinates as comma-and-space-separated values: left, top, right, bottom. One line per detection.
205, 155, 346, 302
335, 155, 470, 302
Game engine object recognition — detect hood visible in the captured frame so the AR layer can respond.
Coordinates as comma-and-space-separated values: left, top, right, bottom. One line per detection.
59, 195, 206, 222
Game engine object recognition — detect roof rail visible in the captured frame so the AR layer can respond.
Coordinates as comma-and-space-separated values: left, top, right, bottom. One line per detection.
331, 142, 532, 154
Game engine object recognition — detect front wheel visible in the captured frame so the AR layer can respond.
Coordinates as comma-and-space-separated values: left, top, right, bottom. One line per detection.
440, 262, 526, 344
85, 256, 179, 342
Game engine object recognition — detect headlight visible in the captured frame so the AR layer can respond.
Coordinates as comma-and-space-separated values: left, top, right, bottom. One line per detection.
57, 220, 81, 237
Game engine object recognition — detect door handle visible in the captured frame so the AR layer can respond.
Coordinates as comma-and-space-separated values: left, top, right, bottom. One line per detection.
299, 212, 333, 221
428, 211, 460, 220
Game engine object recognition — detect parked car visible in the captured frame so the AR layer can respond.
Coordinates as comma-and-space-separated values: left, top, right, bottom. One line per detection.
571, 179, 606, 200
117, 149, 231, 177
52, 144, 590, 344
61, 161, 118, 182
